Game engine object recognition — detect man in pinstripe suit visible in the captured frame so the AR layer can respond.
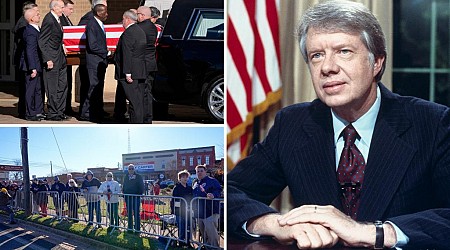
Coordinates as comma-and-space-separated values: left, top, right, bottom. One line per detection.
228, 1, 450, 249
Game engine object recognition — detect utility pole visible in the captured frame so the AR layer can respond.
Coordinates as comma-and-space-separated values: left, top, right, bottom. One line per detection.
21, 127, 31, 216
50, 161, 53, 178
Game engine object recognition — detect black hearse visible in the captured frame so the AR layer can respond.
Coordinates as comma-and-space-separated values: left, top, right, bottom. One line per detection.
152, 0, 224, 123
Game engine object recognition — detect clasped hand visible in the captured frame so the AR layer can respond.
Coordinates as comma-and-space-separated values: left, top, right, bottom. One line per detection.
276, 205, 378, 248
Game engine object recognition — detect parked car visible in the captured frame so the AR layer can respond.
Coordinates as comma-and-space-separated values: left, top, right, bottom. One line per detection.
152, 0, 224, 123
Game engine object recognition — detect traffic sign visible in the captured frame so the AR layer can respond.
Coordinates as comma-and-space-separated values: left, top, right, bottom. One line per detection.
0, 165, 23, 171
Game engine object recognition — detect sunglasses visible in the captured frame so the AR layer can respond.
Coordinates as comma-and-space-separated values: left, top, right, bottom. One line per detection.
106, 175, 112, 177
128, 168, 134, 170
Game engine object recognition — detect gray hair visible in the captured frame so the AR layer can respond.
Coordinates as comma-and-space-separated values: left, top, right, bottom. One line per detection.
297, 0, 386, 82
124, 10, 138, 22
23, 2, 37, 15
49, 0, 62, 9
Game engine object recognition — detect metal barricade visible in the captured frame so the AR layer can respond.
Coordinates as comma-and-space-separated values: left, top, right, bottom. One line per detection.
190, 197, 224, 249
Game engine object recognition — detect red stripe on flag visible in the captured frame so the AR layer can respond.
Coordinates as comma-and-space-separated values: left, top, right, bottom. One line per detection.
227, 18, 252, 112
226, 91, 242, 132
266, 0, 281, 69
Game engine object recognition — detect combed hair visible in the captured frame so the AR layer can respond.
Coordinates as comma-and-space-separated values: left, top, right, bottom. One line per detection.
150, 6, 160, 18
63, 0, 74, 5
49, 0, 62, 9
297, 0, 386, 82
24, 7, 37, 22
23, 3, 37, 15
123, 10, 137, 22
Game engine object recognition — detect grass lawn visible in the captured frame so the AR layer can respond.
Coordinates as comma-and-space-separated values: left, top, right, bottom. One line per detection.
14, 211, 180, 250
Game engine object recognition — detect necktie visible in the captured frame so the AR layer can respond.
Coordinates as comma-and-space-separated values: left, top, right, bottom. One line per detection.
336, 124, 366, 219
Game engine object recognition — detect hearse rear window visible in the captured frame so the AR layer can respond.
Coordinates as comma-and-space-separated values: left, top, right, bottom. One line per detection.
190, 11, 224, 40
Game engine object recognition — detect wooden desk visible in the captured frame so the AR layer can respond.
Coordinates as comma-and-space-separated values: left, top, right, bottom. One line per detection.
227, 236, 374, 250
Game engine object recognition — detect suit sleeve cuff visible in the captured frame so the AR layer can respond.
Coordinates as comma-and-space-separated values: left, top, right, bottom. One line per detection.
385, 221, 409, 248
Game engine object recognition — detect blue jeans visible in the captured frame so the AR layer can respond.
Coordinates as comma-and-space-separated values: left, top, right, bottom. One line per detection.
125, 195, 141, 231
107, 202, 119, 226
87, 201, 101, 224
177, 215, 189, 241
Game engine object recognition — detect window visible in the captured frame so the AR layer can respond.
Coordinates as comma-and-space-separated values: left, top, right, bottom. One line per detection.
182, 156, 186, 166
189, 156, 194, 166
161, 160, 166, 169
393, 0, 450, 106
205, 156, 210, 165
197, 156, 202, 165
190, 11, 224, 40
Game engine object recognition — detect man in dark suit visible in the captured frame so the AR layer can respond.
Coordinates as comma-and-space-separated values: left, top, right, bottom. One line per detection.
228, 1, 450, 249
79, 4, 108, 122
20, 4, 44, 121
137, 6, 158, 124
114, 10, 147, 124
13, 1, 36, 119
78, 0, 107, 121
38, 0, 68, 121
60, 0, 76, 116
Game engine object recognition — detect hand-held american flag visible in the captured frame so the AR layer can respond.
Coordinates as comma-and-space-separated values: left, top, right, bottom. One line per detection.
227, 0, 282, 169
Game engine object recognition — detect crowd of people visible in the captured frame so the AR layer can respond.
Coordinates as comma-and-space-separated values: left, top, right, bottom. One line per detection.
1, 164, 223, 248
13, 0, 164, 123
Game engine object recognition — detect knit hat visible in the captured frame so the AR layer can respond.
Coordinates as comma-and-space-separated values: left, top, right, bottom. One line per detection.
86, 170, 94, 177
54, 176, 59, 181
0, 188, 7, 193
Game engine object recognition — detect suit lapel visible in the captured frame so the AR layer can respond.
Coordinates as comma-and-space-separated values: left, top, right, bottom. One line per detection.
358, 85, 416, 220
293, 101, 342, 208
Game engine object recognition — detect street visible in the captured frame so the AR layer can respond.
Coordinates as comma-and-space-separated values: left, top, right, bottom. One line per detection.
0, 218, 107, 250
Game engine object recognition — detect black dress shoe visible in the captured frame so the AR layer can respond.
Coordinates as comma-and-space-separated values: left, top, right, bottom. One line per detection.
78, 115, 90, 121
64, 109, 77, 116
47, 116, 62, 121
25, 115, 41, 121
60, 114, 71, 120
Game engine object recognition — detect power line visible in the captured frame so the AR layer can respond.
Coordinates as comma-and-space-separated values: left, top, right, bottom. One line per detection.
51, 128, 68, 172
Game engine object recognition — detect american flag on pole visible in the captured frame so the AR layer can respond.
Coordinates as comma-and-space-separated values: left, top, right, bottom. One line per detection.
227, 0, 283, 169
62, 24, 125, 53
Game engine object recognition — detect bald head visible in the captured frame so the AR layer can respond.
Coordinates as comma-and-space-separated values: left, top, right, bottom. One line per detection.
137, 6, 151, 22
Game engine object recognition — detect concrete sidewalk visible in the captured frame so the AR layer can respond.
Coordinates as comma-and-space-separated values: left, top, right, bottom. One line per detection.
0, 215, 122, 250
0, 81, 213, 124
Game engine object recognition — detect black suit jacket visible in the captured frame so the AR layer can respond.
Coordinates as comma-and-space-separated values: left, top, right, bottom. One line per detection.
60, 13, 73, 26
78, 11, 93, 26
20, 24, 42, 73
228, 83, 450, 249
12, 16, 28, 66
38, 12, 66, 69
137, 19, 158, 73
85, 17, 108, 69
114, 24, 147, 80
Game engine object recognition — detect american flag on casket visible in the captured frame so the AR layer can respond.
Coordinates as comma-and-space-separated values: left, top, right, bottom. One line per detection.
63, 24, 163, 53
62, 24, 125, 53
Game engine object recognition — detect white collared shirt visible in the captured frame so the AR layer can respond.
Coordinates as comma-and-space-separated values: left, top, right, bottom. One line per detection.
30, 23, 40, 32
50, 11, 60, 24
